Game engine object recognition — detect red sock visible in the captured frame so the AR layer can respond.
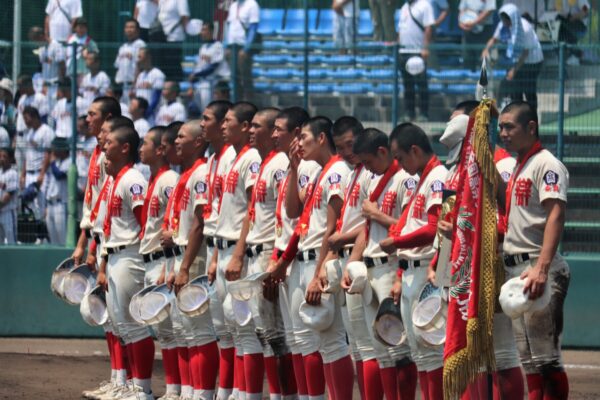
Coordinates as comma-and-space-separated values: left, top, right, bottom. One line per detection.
189, 341, 219, 390
131, 337, 155, 379
162, 348, 180, 385
418, 371, 429, 400
323, 362, 335, 400
218, 346, 235, 390
126, 344, 138, 378
526, 373, 544, 400
397, 362, 417, 400
244, 353, 265, 395
543, 371, 569, 400
355, 360, 365, 400
494, 367, 524, 400
280, 353, 298, 396
362, 359, 383, 400
264, 356, 281, 395
380, 366, 398, 400
106, 332, 116, 370
292, 353, 309, 396
177, 347, 191, 388
121, 341, 133, 380
330, 355, 354, 399
427, 368, 443, 400
303, 351, 326, 397
236, 355, 246, 393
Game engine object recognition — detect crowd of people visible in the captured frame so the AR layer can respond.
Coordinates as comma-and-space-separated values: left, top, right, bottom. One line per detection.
47, 92, 571, 400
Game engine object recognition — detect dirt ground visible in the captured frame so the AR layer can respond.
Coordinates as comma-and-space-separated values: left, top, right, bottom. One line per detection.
0, 338, 598, 399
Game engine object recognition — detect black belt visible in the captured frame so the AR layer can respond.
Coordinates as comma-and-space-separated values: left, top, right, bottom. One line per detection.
163, 246, 183, 259
143, 250, 166, 263
206, 236, 215, 248
246, 243, 264, 258
504, 253, 530, 267
399, 259, 421, 270
276, 249, 284, 259
364, 256, 388, 268
93, 234, 101, 245
216, 238, 236, 250
296, 249, 317, 262
338, 247, 353, 258
85, 229, 92, 239
106, 245, 126, 254
26, 169, 41, 174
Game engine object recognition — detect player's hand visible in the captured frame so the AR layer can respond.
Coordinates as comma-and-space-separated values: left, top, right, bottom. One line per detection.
85, 253, 97, 271
207, 259, 217, 284
166, 269, 176, 291
160, 230, 175, 248
507, 68, 515, 81
305, 270, 327, 305
361, 200, 379, 220
97, 271, 108, 292
156, 267, 166, 285
173, 269, 189, 295
289, 138, 302, 170
327, 232, 344, 252
481, 48, 490, 61
421, 48, 430, 61
262, 268, 279, 302
390, 275, 402, 305
379, 237, 397, 254
225, 255, 243, 281
520, 266, 548, 300
72, 245, 85, 265
340, 267, 352, 290
238, 49, 247, 62
266, 258, 286, 283
438, 220, 453, 240
460, 21, 474, 31
427, 265, 437, 285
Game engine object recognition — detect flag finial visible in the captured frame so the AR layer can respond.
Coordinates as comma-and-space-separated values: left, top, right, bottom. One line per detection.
479, 58, 488, 98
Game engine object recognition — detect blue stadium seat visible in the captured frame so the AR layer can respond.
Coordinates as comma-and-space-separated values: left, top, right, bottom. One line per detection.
446, 84, 476, 94
254, 54, 287, 65
327, 68, 362, 79
429, 83, 444, 93
358, 9, 373, 37
262, 40, 287, 50
310, 9, 334, 36
430, 69, 470, 80
324, 54, 354, 65
309, 40, 336, 51
363, 69, 394, 79
184, 55, 197, 63
372, 83, 405, 94
273, 83, 303, 93
254, 82, 271, 92
179, 81, 191, 91
252, 68, 263, 78
277, 9, 307, 37
357, 54, 393, 66
334, 83, 374, 94
262, 68, 293, 79
309, 83, 333, 93
357, 41, 386, 50
259, 9, 284, 35
182, 66, 193, 75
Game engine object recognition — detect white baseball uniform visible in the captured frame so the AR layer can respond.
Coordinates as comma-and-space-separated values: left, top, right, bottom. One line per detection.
134, 67, 166, 103
24, 123, 54, 219
38, 40, 66, 85
134, 118, 151, 138
158, 0, 190, 42
80, 147, 106, 230
50, 96, 86, 138
0, 166, 18, 244
80, 70, 111, 111
45, 0, 83, 42
16, 93, 49, 134
192, 40, 230, 110
45, 157, 70, 245
155, 100, 187, 126
114, 39, 146, 85
136, 0, 158, 29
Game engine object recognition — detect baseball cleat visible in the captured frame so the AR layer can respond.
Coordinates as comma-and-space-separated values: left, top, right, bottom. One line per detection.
156, 393, 180, 400
82, 381, 113, 399
118, 385, 154, 400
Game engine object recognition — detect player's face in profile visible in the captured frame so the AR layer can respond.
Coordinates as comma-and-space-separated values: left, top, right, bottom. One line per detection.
200, 108, 221, 143
391, 141, 418, 175
333, 131, 359, 166
98, 121, 112, 148
499, 111, 533, 154
272, 118, 293, 152
249, 114, 269, 148
298, 127, 318, 160
87, 103, 105, 136
139, 131, 156, 165
0, 150, 9, 169
221, 110, 240, 144
124, 21, 138, 41
161, 134, 180, 165
104, 133, 122, 163
175, 126, 195, 158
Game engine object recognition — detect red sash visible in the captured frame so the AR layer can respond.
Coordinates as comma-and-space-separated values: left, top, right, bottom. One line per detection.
248, 150, 278, 225
139, 165, 170, 238
275, 173, 290, 235
364, 160, 400, 240
203, 144, 230, 219
217, 144, 251, 213
90, 178, 111, 224
336, 164, 364, 232
84, 146, 101, 206
103, 164, 133, 238
165, 158, 206, 233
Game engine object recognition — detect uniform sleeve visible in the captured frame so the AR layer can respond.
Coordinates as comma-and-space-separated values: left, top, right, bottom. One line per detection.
425, 172, 445, 211
193, 168, 209, 207
5, 170, 18, 193
153, 71, 166, 90
213, 42, 225, 63
100, 73, 111, 95
536, 157, 569, 204
178, 0, 191, 17
421, 2, 436, 27
55, 43, 66, 62
125, 175, 148, 210
522, 24, 538, 51
243, 153, 262, 191
248, 3, 260, 24
43, 127, 55, 149
161, 174, 176, 208
175, 104, 187, 122
227, 4, 236, 22
458, 0, 466, 11
36, 95, 49, 117
45, 1, 54, 15
324, 166, 348, 203
71, 0, 83, 18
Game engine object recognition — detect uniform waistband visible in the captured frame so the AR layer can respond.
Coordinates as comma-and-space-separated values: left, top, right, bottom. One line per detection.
503, 253, 530, 267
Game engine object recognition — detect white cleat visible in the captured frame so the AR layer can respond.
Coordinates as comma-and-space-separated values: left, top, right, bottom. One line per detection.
156, 393, 180, 400
119, 385, 154, 400
97, 384, 133, 400
82, 381, 113, 399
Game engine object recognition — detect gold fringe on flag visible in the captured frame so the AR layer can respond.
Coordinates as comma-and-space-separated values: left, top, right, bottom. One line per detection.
443, 99, 502, 400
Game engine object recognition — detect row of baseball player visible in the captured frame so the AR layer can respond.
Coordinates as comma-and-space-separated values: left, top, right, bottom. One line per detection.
65, 96, 570, 400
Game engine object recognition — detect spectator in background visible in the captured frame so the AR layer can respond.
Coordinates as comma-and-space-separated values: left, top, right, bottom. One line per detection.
155, 81, 187, 126
398, 0, 435, 121
45, 137, 70, 245
44, 0, 82, 43
369, 0, 397, 42
213, 80, 231, 101
429, 0, 449, 28
80, 52, 111, 111
0, 78, 16, 129
333, 0, 359, 54
156, 0, 190, 80
129, 97, 151, 138
188, 22, 230, 111
65, 18, 99, 81
106, 85, 132, 118
555, 0, 590, 65
134, 0, 159, 41
0, 148, 18, 244
459, 0, 496, 71
0, 126, 9, 149
30, 27, 66, 112
226, 0, 260, 101
76, 116, 95, 198
502, 0, 546, 23
214, 0, 233, 40
133, 48, 166, 121
115, 18, 146, 101
482, 4, 544, 109
50, 78, 86, 139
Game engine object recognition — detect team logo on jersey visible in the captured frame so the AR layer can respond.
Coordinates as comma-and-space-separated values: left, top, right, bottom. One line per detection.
543, 170, 560, 192
328, 173, 341, 185
404, 178, 417, 197
195, 181, 207, 195
164, 186, 173, 199
225, 170, 239, 193
130, 184, 144, 201
412, 194, 426, 219
249, 162, 260, 174
431, 180, 444, 199
149, 196, 161, 218
274, 169, 285, 183
500, 171, 511, 183
299, 174, 310, 188
381, 191, 397, 215
515, 178, 533, 206
255, 180, 267, 203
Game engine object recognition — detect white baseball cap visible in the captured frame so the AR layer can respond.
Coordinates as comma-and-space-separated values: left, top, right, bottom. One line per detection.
177, 275, 211, 317
227, 272, 270, 301
80, 285, 108, 327
62, 264, 97, 305
129, 285, 157, 325
346, 261, 373, 305
231, 297, 253, 326
405, 56, 425, 76
499, 276, 551, 320
0, 78, 13, 97
323, 259, 345, 306
139, 284, 174, 325
298, 293, 335, 332
373, 297, 406, 346
413, 283, 447, 347
439, 114, 470, 165
51, 258, 76, 301
185, 19, 203, 36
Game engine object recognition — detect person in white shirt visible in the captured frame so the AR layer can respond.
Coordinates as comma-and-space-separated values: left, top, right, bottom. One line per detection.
482, 4, 544, 109
156, 0, 190, 80
155, 81, 187, 126
75, 116, 96, 197
502, 0, 546, 23
332, 0, 359, 53
0, 149, 18, 244
226, 0, 260, 101
65, 18, 99, 79
134, 0, 159, 41
188, 22, 230, 111
133, 48, 166, 119
555, 0, 590, 65
44, 0, 82, 43
129, 97, 152, 138
29, 26, 65, 111
50, 77, 86, 138
45, 137, 71, 245
115, 19, 147, 97
80, 52, 111, 111
398, 0, 435, 121
459, 0, 497, 71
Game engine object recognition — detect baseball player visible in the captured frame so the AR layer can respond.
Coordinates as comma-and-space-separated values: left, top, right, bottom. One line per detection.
44, 137, 71, 245
212, 102, 262, 400
129, 97, 151, 138
0, 149, 18, 244
133, 48, 165, 119
65, 17, 99, 79
272, 116, 354, 399
499, 101, 570, 400
97, 124, 155, 400
80, 52, 111, 111
155, 81, 187, 126
15, 74, 49, 169
196, 100, 237, 400
114, 19, 146, 99
349, 127, 418, 400
163, 121, 220, 400
433, 100, 524, 399
138, 125, 181, 400
50, 77, 86, 139
380, 123, 448, 400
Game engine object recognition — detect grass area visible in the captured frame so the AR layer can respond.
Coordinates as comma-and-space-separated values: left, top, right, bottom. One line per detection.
541, 107, 600, 135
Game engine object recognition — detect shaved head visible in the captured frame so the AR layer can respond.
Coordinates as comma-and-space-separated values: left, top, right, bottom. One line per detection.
182, 119, 203, 139
255, 108, 280, 130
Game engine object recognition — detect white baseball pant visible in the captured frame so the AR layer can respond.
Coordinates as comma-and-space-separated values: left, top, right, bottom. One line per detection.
144, 256, 178, 350
279, 260, 301, 356
0, 209, 17, 244
45, 200, 66, 245
206, 243, 235, 349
